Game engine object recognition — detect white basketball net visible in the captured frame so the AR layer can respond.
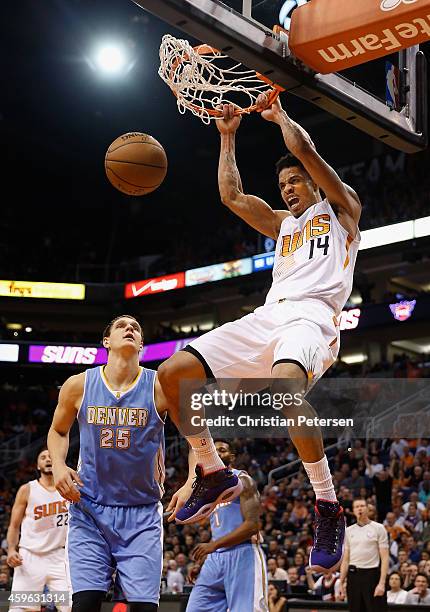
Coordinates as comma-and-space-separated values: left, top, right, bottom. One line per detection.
158, 34, 282, 124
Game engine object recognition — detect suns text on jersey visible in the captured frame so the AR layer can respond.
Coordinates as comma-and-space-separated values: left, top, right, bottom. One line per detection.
282, 214, 330, 256
87, 405, 149, 426
34, 500, 68, 520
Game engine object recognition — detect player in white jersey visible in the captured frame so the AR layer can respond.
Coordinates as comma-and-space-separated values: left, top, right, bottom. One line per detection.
159, 95, 361, 573
6, 448, 71, 612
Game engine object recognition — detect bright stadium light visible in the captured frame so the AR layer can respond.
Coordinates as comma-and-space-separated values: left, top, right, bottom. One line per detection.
95, 44, 127, 74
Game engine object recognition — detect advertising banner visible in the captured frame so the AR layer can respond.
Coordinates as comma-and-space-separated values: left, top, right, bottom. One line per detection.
125, 273, 185, 298
0, 344, 19, 362
0, 281, 85, 300
28, 338, 198, 365
185, 258, 252, 287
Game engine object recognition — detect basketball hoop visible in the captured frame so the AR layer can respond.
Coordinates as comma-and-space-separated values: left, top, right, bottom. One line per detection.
158, 34, 285, 124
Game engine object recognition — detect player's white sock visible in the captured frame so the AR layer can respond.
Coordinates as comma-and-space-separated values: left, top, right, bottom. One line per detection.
303, 455, 337, 502
186, 429, 225, 474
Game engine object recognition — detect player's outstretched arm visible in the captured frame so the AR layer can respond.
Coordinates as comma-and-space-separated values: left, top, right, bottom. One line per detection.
217, 103, 287, 239
6, 484, 29, 568
258, 95, 361, 237
48, 373, 84, 503
192, 473, 260, 561
166, 447, 197, 522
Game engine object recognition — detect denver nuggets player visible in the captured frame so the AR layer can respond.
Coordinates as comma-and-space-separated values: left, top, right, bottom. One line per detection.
48, 315, 169, 612
186, 440, 268, 612
159, 96, 361, 573
7, 448, 70, 612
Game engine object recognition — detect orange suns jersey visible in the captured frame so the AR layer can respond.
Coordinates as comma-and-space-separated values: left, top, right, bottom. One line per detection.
19, 480, 68, 554
265, 199, 360, 315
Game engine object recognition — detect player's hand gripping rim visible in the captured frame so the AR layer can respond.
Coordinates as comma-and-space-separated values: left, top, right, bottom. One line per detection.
215, 103, 242, 135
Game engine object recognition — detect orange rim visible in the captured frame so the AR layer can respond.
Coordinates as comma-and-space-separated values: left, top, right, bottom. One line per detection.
168, 43, 285, 117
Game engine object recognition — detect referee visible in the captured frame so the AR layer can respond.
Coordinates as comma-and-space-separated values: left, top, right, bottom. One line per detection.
339, 498, 389, 612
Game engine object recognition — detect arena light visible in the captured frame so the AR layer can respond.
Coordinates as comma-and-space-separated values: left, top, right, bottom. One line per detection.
95, 44, 127, 75
341, 353, 368, 364
6, 323, 22, 330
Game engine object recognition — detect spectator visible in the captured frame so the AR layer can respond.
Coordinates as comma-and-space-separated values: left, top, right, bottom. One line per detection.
366, 454, 384, 478
268, 583, 287, 612
390, 439, 409, 460
392, 549, 411, 571
404, 492, 426, 515
186, 563, 201, 586
386, 572, 408, 604
405, 573, 430, 604
400, 446, 415, 472
405, 564, 419, 590
166, 559, 185, 593
293, 551, 307, 583
0, 571, 9, 590
267, 558, 288, 581
410, 466, 424, 490
399, 562, 412, 589
373, 468, 393, 521
385, 512, 408, 541
404, 502, 423, 534
286, 567, 298, 586
160, 560, 169, 594
406, 535, 422, 563
419, 479, 430, 505
342, 468, 366, 495
276, 554, 288, 571
306, 567, 340, 602
175, 553, 188, 580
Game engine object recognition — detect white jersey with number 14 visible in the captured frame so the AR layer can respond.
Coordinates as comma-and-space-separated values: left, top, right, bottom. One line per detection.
265, 199, 360, 315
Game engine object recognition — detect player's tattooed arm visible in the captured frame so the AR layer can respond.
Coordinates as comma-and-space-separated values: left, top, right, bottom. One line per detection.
6, 484, 29, 568
48, 373, 84, 503
192, 473, 260, 561
258, 94, 361, 237
216, 103, 286, 239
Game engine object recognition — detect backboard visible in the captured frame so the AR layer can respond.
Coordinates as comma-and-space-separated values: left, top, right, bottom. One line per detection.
132, 0, 428, 152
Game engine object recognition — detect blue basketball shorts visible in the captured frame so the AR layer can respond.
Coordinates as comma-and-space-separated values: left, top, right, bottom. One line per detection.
186, 543, 268, 612
67, 497, 163, 604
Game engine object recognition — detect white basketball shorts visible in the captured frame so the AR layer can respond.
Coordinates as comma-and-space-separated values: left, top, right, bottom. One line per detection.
9, 547, 71, 612
188, 299, 340, 385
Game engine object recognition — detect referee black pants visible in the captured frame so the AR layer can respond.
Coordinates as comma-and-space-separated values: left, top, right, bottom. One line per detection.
346, 567, 387, 612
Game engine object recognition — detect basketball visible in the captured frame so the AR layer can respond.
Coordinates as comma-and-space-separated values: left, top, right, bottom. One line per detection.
105, 132, 168, 196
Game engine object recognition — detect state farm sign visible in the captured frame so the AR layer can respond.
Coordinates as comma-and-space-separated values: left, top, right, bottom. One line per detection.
290, 0, 430, 73
125, 272, 185, 298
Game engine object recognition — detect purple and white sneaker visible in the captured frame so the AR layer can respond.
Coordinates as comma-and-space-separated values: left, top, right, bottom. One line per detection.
175, 465, 243, 524
309, 499, 345, 573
